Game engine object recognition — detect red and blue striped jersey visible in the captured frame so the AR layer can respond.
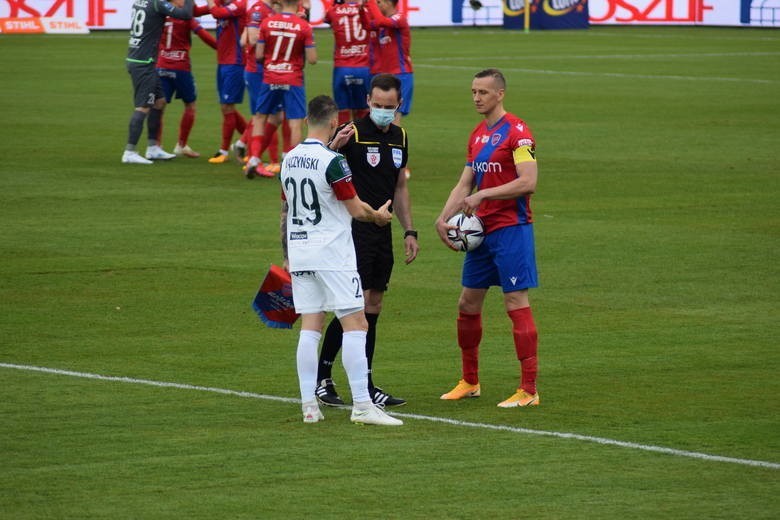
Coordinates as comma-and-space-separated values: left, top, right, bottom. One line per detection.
361, 1, 412, 75
466, 112, 537, 233
211, 0, 246, 66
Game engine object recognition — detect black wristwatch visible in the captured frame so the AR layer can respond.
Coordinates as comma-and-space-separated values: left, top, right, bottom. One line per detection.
404, 229, 418, 239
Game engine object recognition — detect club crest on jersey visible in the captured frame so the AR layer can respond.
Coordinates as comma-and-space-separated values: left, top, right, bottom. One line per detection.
366, 146, 380, 167
491, 133, 502, 146
392, 148, 403, 168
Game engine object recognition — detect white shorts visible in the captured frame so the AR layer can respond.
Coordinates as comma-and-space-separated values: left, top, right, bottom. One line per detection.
290, 270, 364, 316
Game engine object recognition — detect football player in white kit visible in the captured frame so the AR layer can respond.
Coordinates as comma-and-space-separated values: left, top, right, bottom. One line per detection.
280, 94, 402, 426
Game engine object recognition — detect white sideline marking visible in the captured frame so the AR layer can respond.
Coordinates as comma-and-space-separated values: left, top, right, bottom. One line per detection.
416, 63, 779, 85
2, 362, 778, 470
426, 52, 780, 61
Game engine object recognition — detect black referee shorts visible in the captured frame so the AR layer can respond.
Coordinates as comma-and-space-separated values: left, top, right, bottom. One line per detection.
353, 222, 394, 292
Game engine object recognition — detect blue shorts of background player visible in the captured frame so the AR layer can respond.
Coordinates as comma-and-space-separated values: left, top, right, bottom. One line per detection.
333, 66, 371, 110
158, 69, 197, 104
255, 83, 306, 119
462, 224, 538, 292
216, 64, 245, 104
396, 72, 414, 115
245, 70, 284, 115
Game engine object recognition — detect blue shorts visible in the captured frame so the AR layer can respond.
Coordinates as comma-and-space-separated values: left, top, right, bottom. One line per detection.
395, 72, 414, 115
216, 64, 245, 105
462, 224, 538, 293
158, 69, 197, 104
333, 66, 370, 110
245, 70, 284, 115
256, 83, 306, 119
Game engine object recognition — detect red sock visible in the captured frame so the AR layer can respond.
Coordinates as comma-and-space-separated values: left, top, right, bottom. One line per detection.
268, 131, 279, 163
457, 312, 482, 385
338, 109, 351, 125
179, 108, 195, 146
234, 111, 247, 135
508, 307, 538, 395
241, 121, 253, 145
282, 119, 293, 153
221, 112, 236, 150
250, 134, 263, 159
262, 123, 278, 161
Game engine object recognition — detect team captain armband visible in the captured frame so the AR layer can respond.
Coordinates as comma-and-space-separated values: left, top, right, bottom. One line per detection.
513, 144, 537, 164
332, 176, 357, 200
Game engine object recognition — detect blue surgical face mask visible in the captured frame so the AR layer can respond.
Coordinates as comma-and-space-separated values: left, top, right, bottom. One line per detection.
369, 106, 396, 127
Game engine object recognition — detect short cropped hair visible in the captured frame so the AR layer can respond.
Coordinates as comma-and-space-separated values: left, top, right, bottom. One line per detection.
307, 95, 338, 126
474, 68, 506, 90
370, 73, 402, 97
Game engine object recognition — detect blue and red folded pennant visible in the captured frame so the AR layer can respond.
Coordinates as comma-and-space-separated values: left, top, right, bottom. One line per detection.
252, 264, 299, 329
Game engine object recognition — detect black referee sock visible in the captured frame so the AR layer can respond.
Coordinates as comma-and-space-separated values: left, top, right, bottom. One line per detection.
127, 110, 147, 150
365, 313, 379, 390
317, 316, 343, 382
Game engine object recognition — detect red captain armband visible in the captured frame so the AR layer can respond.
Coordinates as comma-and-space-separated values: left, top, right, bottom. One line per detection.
332, 176, 357, 200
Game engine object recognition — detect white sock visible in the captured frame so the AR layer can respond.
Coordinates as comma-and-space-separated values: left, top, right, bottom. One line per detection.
296, 330, 322, 403
342, 330, 370, 403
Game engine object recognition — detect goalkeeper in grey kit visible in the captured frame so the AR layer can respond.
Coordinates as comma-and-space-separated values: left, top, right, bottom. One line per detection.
122, 0, 194, 165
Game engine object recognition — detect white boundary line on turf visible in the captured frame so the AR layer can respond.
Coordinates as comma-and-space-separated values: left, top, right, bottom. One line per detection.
2, 362, 778, 471
426, 52, 780, 61
415, 63, 779, 85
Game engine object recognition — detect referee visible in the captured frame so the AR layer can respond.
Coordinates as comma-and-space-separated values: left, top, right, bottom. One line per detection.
315, 74, 419, 408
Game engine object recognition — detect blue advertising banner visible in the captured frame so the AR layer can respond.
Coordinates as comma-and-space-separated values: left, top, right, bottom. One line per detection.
503, 0, 590, 30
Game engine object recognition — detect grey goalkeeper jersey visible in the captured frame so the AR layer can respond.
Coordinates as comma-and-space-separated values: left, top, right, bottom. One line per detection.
126, 0, 193, 64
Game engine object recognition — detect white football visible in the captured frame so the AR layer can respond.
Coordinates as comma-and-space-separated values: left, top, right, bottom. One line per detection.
446, 213, 485, 252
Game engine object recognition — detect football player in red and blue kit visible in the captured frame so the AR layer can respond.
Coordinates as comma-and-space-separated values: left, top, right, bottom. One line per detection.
435, 69, 540, 409
325, 0, 371, 125
244, 0, 316, 179
206, 0, 249, 163
360, 0, 412, 124
156, 4, 216, 158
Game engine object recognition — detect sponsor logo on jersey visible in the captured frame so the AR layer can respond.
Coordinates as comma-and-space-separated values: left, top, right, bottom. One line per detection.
518, 138, 534, 147
515, 123, 525, 132
473, 161, 502, 174
392, 148, 403, 168
366, 146, 380, 167
480, 135, 489, 144
290, 231, 308, 240
267, 63, 293, 73
340, 44, 368, 57
160, 50, 186, 61
491, 133, 502, 146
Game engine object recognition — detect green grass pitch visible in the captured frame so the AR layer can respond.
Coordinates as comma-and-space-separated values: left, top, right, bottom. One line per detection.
1, 25, 779, 518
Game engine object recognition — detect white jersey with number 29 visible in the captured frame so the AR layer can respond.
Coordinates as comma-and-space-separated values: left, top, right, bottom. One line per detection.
282, 138, 357, 272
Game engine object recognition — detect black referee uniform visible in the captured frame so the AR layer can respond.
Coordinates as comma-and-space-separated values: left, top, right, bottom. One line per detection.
336, 115, 408, 291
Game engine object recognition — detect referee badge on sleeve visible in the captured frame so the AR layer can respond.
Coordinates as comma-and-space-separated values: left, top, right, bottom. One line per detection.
392, 148, 403, 168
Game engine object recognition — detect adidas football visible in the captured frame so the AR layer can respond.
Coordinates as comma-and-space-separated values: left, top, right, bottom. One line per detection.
446, 213, 485, 252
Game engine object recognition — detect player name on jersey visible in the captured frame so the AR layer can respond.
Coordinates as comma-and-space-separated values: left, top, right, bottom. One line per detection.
286, 156, 320, 170
266, 19, 302, 30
